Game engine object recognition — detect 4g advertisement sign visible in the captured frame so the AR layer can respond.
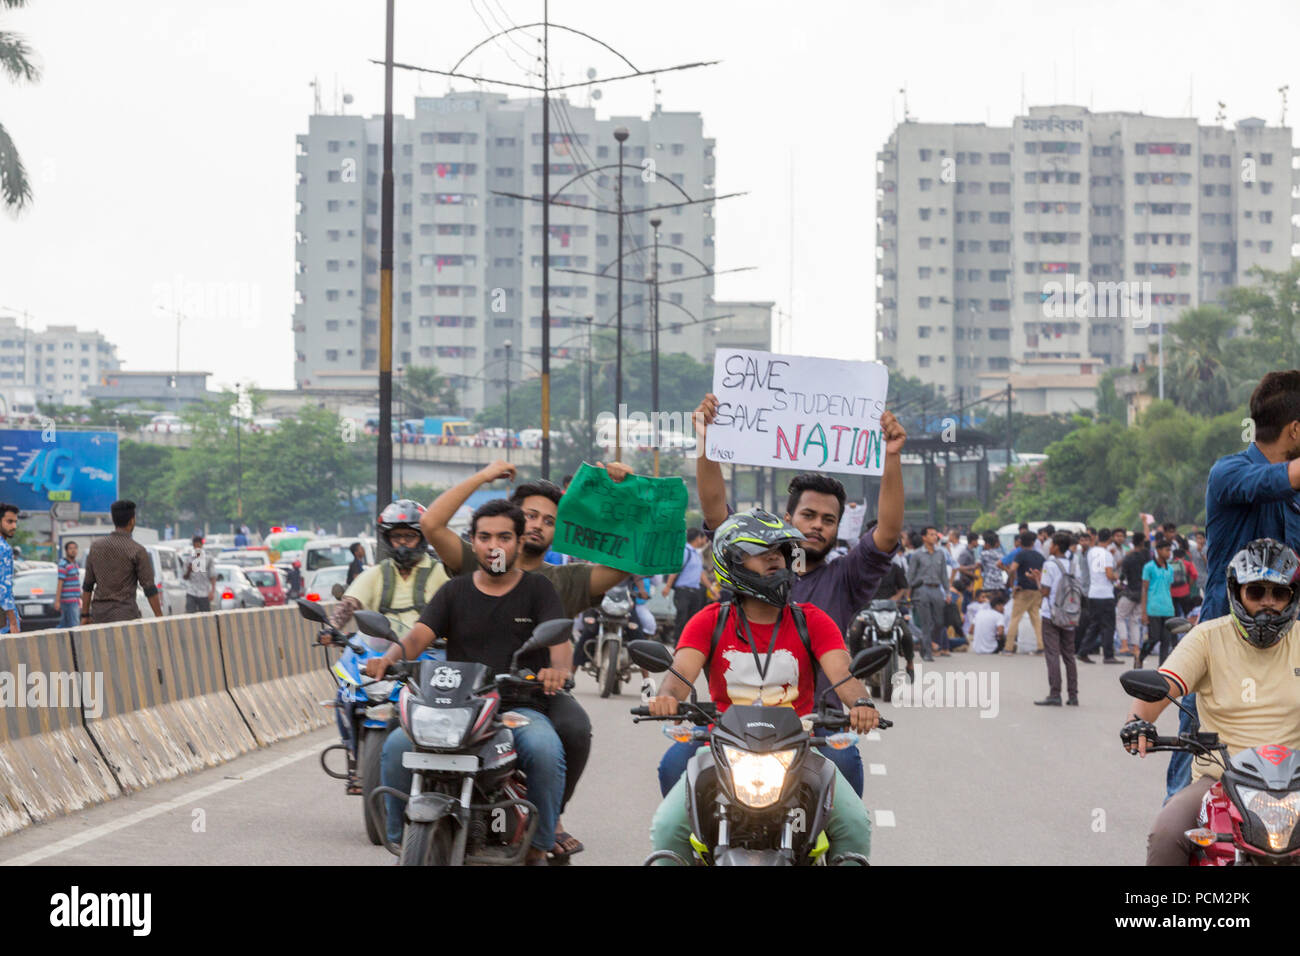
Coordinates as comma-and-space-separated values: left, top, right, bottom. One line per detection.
0, 429, 119, 513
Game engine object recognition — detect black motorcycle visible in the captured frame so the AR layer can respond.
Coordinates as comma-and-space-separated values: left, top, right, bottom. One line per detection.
349, 608, 574, 866
628, 640, 893, 866
846, 598, 912, 703
577, 582, 642, 698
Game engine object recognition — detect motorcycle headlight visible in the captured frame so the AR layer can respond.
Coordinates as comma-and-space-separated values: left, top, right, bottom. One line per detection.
1238, 787, 1300, 852
363, 679, 394, 701
410, 705, 475, 749
602, 596, 631, 616
721, 746, 798, 809
874, 611, 896, 631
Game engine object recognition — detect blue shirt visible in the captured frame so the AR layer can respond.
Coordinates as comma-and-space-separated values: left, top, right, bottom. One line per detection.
0, 536, 15, 630
1201, 443, 1300, 620
675, 544, 703, 590
1142, 560, 1176, 617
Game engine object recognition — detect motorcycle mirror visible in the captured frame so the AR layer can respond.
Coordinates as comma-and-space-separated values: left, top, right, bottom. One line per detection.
850, 645, 894, 679
353, 609, 400, 644
295, 597, 329, 625
510, 618, 574, 670
1120, 669, 1172, 703
628, 639, 674, 673
331, 583, 346, 600
1165, 616, 1191, 637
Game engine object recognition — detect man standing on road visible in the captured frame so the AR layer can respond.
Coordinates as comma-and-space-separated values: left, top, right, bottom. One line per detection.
346, 542, 366, 585
81, 500, 162, 624
1165, 370, 1300, 797
182, 534, 217, 613
0, 503, 19, 634
664, 528, 708, 645
1077, 527, 1121, 664
908, 526, 950, 660
1005, 530, 1046, 653
1034, 532, 1081, 706
56, 540, 82, 628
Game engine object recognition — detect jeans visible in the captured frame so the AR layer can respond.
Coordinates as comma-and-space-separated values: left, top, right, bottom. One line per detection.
1166, 693, 1197, 802
382, 706, 566, 851
657, 725, 866, 798
650, 759, 871, 864
185, 594, 211, 613
1077, 597, 1116, 658
58, 602, 81, 628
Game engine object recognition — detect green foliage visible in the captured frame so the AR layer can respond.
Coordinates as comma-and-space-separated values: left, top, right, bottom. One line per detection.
977, 411, 1084, 454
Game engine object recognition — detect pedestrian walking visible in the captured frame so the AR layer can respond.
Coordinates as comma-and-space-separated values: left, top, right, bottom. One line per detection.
56, 540, 82, 628
1138, 539, 1177, 665
181, 534, 217, 613
1077, 527, 1121, 663
907, 526, 950, 660
0, 503, 19, 634
1005, 530, 1046, 653
1168, 545, 1198, 617
81, 500, 162, 624
1035, 532, 1082, 706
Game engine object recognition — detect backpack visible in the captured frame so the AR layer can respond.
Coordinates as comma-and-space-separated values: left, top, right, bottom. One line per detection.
705, 601, 819, 685
378, 560, 435, 617
1171, 560, 1187, 589
1048, 556, 1083, 629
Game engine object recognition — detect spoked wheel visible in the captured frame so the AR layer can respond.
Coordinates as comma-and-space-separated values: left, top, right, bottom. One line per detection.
399, 817, 456, 866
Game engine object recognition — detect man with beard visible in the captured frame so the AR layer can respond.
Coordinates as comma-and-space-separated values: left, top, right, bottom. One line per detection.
421, 458, 637, 861
692, 393, 907, 797
1165, 370, 1300, 798
369, 499, 575, 865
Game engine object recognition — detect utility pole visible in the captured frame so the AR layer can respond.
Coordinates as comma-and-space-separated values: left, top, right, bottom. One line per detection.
540, 3, 551, 478
1005, 383, 1013, 469
376, 0, 395, 511
504, 341, 513, 464
614, 127, 628, 463
650, 216, 661, 476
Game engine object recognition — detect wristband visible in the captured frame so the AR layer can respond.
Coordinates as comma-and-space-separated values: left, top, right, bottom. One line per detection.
852, 697, 876, 709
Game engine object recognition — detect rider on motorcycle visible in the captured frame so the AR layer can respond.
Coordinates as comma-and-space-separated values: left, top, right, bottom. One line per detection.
646, 509, 881, 863
324, 500, 450, 793
1121, 538, 1300, 865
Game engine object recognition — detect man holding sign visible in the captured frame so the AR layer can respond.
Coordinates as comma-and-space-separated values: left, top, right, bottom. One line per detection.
693, 377, 908, 798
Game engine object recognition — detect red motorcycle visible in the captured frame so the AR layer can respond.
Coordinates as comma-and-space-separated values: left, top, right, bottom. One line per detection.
1123, 669, 1300, 865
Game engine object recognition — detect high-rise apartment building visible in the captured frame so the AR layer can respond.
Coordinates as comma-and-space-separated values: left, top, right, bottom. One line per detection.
0, 315, 121, 406
294, 91, 717, 415
876, 105, 1297, 403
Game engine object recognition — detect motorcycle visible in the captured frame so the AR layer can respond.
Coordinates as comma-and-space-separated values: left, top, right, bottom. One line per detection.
578, 582, 638, 699
348, 607, 575, 866
299, 594, 440, 846
1122, 667, 1300, 865
628, 639, 894, 866
846, 598, 911, 703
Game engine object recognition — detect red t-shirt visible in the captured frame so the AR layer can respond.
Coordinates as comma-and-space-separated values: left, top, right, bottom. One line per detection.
677, 602, 845, 716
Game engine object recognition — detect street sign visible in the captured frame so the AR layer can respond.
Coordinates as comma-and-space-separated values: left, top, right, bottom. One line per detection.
50, 501, 81, 521
0, 429, 118, 512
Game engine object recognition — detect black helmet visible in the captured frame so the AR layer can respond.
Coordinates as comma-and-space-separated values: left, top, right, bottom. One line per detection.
1226, 538, 1300, 649
711, 509, 806, 607
378, 499, 427, 570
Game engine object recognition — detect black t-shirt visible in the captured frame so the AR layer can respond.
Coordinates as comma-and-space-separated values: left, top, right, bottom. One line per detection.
418, 571, 567, 676
347, 557, 364, 584
1120, 549, 1149, 597
1011, 548, 1045, 590
871, 562, 909, 603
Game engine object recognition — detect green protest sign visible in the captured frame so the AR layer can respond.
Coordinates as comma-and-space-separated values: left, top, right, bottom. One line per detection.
554, 462, 688, 575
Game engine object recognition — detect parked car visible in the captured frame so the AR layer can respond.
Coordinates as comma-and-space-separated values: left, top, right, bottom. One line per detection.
302, 537, 375, 574
213, 564, 266, 610
145, 543, 187, 615
244, 566, 286, 606
14, 567, 158, 629
218, 548, 274, 569
303, 564, 350, 601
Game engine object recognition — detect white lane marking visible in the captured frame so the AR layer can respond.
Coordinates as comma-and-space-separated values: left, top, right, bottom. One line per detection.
869, 763, 887, 775
872, 809, 896, 827
864, 730, 882, 742
1, 743, 320, 866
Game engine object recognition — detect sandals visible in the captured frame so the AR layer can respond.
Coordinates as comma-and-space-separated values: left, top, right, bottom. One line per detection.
549, 830, 585, 862
346, 770, 363, 796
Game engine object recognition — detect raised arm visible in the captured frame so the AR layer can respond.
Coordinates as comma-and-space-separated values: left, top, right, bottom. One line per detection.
692, 393, 729, 531
421, 459, 515, 573
871, 411, 907, 553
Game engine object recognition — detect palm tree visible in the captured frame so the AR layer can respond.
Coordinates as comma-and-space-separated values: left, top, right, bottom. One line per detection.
1150, 305, 1235, 415
1, 0, 39, 211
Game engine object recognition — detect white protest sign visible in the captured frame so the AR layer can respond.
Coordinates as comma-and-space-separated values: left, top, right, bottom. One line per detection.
705, 349, 890, 476
840, 502, 866, 541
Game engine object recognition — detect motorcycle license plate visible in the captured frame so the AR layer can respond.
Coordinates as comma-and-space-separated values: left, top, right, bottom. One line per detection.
402, 752, 479, 772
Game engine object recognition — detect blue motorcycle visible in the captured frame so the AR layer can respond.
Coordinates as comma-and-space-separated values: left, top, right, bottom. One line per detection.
300, 597, 442, 845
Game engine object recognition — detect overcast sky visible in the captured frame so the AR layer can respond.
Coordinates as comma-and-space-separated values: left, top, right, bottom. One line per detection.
1, 0, 1296, 392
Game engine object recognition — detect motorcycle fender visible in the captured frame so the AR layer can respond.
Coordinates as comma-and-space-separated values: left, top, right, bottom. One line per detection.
798, 750, 838, 847
406, 791, 460, 825
714, 848, 792, 866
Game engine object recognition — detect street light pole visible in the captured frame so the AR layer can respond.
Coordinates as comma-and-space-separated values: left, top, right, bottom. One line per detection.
503, 340, 513, 463
397, 365, 405, 497
614, 127, 628, 463
650, 216, 662, 477
376, 0, 396, 511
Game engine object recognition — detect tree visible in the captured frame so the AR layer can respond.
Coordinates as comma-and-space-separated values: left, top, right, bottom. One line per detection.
119, 440, 179, 528
1145, 305, 1235, 416
1221, 262, 1300, 375
400, 365, 459, 418
0, 0, 38, 211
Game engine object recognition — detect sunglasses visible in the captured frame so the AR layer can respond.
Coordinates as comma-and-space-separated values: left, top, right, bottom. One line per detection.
1243, 583, 1296, 603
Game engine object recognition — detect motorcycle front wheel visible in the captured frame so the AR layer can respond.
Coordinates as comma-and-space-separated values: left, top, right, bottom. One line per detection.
399, 818, 456, 866
599, 641, 620, 698
359, 728, 386, 846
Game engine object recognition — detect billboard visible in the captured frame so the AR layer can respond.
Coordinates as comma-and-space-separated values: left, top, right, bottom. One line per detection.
0, 430, 119, 514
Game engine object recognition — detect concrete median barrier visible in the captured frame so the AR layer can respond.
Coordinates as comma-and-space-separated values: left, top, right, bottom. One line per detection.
218, 605, 336, 745
73, 613, 259, 791
0, 629, 120, 837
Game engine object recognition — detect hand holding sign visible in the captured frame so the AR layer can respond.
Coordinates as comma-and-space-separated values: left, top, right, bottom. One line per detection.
705, 349, 892, 476
554, 462, 687, 576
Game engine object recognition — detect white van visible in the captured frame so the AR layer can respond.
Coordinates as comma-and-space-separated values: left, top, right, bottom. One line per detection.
995, 520, 1087, 555
301, 536, 377, 574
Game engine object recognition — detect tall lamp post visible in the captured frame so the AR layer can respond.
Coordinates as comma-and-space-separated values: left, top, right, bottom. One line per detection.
649, 216, 662, 476
613, 127, 628, 462
503, 340, 513, 463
